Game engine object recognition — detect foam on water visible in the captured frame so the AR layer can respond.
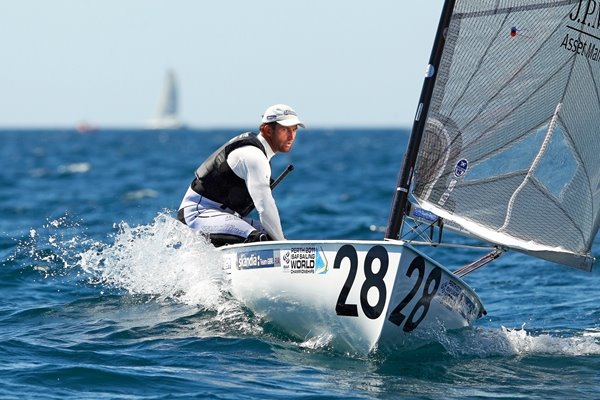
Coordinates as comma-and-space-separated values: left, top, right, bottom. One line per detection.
441, 325, 600, 358
10, 213, 88, 273
76, 213, 273, 339
300, 333, 336, 351
10, 212, 263, 338
57, 162, 92, 174
77, 213, 232, 307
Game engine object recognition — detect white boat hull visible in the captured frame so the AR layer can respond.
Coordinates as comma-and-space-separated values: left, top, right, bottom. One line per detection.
219, 240, 484, 354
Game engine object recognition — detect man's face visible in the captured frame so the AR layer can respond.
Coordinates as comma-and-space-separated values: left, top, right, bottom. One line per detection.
265, 123, 298, 153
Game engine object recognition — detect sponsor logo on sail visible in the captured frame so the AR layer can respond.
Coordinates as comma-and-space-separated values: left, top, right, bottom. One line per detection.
570, 0, 600, 28
438, 159, 467, 207
454, 159, 468, 178
560, 1, 600, 61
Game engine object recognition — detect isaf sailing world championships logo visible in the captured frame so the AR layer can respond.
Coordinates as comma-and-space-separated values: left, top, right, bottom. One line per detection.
561, 0, 600, 61
280, 247, 328, 274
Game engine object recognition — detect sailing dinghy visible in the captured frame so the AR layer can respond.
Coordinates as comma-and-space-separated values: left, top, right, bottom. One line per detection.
219, 0, 600, 354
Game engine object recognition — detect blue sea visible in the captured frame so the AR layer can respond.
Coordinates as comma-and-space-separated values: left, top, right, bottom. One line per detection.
1, 128, 599, 399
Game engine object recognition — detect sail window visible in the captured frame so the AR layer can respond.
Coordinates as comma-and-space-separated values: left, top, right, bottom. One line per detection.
532, 124, 578, 199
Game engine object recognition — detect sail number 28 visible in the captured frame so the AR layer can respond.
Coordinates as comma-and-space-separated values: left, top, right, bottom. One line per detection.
333, 244, 442, 332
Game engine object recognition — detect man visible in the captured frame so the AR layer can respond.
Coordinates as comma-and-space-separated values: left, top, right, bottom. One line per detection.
177, 104, 304, 246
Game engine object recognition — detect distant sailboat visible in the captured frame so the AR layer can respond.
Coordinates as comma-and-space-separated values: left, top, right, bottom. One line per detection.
147, 70, 184, 129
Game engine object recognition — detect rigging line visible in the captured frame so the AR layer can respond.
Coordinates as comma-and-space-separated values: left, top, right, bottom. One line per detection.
454, 256, 489, 276
454, 248, 504, 277
455, 256, 493, 277
401, 220, 438, 243
501, 102, 562, 231
404, 240, 496, 251
451, 10, 572, 150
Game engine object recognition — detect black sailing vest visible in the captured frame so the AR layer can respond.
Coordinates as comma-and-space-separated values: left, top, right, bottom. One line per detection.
191, 132, 268, 214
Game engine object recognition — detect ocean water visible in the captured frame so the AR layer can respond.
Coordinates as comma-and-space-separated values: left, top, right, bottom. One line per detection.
1, 128, 599, 399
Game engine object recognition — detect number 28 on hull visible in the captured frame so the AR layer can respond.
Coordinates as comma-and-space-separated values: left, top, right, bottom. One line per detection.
220, 240, 485, 354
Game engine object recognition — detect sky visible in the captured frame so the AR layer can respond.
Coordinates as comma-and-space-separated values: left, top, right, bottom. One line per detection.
0, 0, 444, 129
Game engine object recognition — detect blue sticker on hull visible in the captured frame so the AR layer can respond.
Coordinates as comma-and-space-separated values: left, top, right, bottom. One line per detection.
237, 250, 275, 269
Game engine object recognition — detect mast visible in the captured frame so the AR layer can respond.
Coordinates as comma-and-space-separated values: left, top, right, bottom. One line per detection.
385, 0, 457, 240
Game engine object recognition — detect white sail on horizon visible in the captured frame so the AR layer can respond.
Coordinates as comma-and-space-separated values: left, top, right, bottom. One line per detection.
147, 69, 183, 130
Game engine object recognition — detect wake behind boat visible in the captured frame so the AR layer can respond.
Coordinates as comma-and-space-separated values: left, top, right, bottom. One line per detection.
217, 0, 600, 355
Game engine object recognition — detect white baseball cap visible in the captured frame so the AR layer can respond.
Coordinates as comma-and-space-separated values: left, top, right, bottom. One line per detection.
261, 104, 305, 128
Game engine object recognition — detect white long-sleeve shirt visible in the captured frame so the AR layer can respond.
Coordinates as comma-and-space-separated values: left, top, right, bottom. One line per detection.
226, 134, 285, 240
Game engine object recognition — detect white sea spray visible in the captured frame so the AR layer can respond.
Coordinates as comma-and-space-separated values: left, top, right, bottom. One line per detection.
440, 324, 600, 357
78, 213, 224, 305
76, 212, 263, 337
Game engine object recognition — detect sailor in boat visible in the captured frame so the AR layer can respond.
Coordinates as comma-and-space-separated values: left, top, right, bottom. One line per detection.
177, 104, 304, 246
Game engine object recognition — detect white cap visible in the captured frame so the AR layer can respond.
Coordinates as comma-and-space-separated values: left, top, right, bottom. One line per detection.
261, 104, 305, 128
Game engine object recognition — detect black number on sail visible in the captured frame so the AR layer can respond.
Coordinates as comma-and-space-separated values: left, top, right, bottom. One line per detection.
360, 245, 388, 320
333, 245, 359, 317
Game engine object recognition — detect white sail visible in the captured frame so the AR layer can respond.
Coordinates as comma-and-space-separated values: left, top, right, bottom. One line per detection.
147, 69, 183, 129
410, 0, 600, 270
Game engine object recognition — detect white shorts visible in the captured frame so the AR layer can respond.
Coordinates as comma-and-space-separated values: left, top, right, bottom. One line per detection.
177, 185, 267, 243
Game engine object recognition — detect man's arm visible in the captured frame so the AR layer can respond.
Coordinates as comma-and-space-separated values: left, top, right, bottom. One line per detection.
228, 147, 285, 240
